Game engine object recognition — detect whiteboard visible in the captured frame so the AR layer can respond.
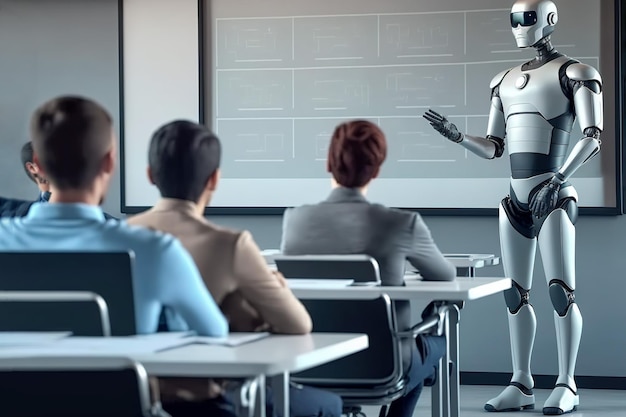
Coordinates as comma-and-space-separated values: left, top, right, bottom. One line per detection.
121, 0, 619, 212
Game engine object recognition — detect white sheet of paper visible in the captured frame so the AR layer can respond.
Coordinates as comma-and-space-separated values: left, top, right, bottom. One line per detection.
286, 278, 354, 288
193, 332, 270, 347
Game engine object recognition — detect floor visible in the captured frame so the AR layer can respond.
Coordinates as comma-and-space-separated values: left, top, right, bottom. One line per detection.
359, 385, 625, 417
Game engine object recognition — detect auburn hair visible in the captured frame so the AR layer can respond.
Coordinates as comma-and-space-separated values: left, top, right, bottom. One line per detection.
327, 120, 387, 188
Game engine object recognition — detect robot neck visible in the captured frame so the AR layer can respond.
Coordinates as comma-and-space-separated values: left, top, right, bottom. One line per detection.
522, 36, 561, 71
534, 37, 556, 60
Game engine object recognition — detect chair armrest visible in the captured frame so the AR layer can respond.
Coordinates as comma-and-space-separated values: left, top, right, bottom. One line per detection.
396, 303, 456, 338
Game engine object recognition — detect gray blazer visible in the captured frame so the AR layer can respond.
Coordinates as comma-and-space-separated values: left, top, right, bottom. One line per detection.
280, 187, 456, 286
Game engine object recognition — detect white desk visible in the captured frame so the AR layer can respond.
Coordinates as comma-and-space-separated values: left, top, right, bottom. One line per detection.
263, 250, 500, 277
290, 277, 511, 417
441, 254, 500, 277
0, 333, 368, 417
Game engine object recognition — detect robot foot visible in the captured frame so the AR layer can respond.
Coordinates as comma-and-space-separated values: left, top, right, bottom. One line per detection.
484, 383, 535, 412
542, 385, 579, 415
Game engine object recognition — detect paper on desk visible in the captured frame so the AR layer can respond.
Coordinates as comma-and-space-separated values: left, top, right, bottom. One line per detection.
193, 332, 270, 347
286, 279, 354, 288
0, 332, 72, 347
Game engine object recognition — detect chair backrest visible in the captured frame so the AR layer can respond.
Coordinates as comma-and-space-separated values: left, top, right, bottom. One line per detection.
0, 252, 136, 336
0, 356, 154, 417
275, 254, 381, 284
0, 291, 111, 336
292, 295, 404, 387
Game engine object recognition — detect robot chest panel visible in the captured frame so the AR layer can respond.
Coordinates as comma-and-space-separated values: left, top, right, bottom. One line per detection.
499, 61, 571, 121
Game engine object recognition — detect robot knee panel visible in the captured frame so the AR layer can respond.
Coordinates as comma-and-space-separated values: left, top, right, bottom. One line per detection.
504, 281, 530, 314
549, 280, 575, 316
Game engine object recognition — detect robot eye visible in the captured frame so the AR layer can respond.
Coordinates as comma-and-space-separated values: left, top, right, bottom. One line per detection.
510, 11, 538, 27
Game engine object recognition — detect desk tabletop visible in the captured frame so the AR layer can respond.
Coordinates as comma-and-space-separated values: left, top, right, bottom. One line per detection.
289, 277, 511, 301
136, 333, 368, 377
0, 333, 369, 379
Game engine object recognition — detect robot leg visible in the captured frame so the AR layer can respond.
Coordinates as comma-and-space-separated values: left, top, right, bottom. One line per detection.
538, 207, 582, 415
485, 202, 537, 412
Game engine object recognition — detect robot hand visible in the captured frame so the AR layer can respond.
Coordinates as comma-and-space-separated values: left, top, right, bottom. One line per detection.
423, 109, 463, 143
529, 177, 562, 218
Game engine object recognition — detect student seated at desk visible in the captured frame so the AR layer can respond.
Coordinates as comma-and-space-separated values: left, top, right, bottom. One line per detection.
0, 95, 229, 403
17, 141, 116, 219
128, 120, 341, 417
281, 120, 456, 417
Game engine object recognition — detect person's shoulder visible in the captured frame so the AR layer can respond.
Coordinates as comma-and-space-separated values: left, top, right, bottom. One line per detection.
104, 219, 180, 252
368, 203, 417, 221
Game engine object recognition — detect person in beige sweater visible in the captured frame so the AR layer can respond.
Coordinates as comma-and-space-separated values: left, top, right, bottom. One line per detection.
128, 120, 341, 417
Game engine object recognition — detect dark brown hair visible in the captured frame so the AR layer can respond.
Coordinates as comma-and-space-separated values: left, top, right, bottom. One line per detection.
149, 120, 221, 202
30, 96, 113, 190
327, 120, 387, 188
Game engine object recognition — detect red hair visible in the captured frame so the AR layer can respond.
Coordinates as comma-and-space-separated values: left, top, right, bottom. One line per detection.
327, 120, 387, 188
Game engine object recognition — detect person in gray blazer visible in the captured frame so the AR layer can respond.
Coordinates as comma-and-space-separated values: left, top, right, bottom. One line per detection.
281, 119, 456, 417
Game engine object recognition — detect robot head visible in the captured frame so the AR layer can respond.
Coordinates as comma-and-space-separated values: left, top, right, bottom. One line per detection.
510, 0, 558, 48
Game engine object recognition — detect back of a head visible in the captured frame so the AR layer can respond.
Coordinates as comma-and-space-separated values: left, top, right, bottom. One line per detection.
327, 120, 387, 188
20, 142, 35, 183
148, 120, 221, 202
30, 96, 113, 190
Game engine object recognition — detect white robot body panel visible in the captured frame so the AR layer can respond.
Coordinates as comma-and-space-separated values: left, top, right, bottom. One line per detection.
573, 84, 603, 132
486, 96, 506, 139
538, 209, 576, 289
505, 114, 554, 155
510, 174, 552, 205
499, 56, 574, 122
499, 203, 537, 288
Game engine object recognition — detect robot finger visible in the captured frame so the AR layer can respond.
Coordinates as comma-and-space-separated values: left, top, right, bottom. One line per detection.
423, 109, 444, 122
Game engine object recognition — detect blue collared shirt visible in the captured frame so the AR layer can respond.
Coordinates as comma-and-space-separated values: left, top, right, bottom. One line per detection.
0, 203, 228, 336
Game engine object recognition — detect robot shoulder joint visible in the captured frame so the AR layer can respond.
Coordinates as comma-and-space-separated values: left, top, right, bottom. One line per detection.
566, 63, 602, 84
490, 69, 511, 89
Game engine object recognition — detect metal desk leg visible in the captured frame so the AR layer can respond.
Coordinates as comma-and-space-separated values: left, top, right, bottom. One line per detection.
431, 356, 444, 417
269, 372, 290, 417
448, 305, 461, 417
441, 310, 452, 417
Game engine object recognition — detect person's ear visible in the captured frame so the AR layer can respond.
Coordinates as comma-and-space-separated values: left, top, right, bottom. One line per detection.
102, 149, 115, 175
207, 168, 221, 191
25, 162, 38, 176
147, 167, 155, 185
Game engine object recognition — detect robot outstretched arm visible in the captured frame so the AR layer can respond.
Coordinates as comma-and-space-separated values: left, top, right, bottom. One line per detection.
423, 109, 505, 159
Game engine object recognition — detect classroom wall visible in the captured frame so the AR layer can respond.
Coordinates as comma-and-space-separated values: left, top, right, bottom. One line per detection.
0, 0, 624, 380
0, 0, 122, 218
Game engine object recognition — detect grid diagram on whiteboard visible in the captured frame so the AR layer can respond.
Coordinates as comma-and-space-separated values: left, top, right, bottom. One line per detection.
211, 1, 601, 182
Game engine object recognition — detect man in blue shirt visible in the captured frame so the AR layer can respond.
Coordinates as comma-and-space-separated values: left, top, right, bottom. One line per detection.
0, 95, 228, 339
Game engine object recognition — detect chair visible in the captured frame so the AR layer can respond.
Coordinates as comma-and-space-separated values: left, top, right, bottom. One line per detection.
0, 251, 136, 335
0, 291, 111, 336
277, 255, 446, 417
275, 254, 381, 285
0, 356, 164, 417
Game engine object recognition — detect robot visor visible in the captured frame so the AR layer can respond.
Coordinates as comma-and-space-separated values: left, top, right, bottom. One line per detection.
510, 11, 538, 27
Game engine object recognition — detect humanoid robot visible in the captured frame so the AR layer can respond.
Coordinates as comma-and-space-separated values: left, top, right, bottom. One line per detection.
423, 0, 602, 414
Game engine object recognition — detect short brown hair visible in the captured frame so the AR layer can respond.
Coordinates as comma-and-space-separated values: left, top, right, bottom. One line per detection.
327, 120, 387, 188
30, 96, 113, 190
